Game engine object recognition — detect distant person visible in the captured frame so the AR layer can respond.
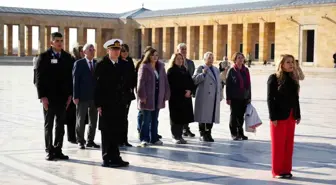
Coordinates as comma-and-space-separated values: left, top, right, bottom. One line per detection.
333, 52, 336, 68
218, 56, 231, 88
35, 32, 73, 161
33, 54, 39, 86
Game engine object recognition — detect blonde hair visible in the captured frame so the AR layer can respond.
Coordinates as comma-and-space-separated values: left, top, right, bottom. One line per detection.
275, 54, 298, 84
168, 53, 184, 69
231, 52, 245, 63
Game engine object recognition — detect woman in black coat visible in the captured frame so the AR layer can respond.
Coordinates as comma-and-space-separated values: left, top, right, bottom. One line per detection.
167, 53, 195, 144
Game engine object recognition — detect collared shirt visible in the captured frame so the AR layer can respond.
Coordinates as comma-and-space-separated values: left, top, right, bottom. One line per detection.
52, 50, 61, 58
85, 57, 94, 70
110, 58, 118, 65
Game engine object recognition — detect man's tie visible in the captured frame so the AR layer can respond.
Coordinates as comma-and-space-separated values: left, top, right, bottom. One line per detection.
89, 61, 94, 75
55, 53, 60, 59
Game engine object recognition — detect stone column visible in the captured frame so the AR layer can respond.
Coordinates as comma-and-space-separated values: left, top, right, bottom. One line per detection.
258, 22, 269, 62
141, 28, 149, 53
38, 25, 45, 54
186, 26, 195, 60
18, 24, 25, 56
227, 24, 235, 60
7, 25, 13, 55
58, 25, 65, 50
243, 23, 252, 56
199, 25, 208, 59
95, 27, 103, 57
77, 27, 87, 46
174, 26, 183, 52
63, 27, 70, 52
213, 24, 223, 62
44, 26, 51, 50
162, 27, 172, 59
152, 28, 160, 52
25, 25, 33, 56
0, 23, 4, 56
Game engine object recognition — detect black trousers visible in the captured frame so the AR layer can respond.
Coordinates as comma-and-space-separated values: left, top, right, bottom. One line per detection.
229, 99, 247, 137
171, 122, 184, 139
119, 103, 130, 145
65, 102, 76, 142
43, 102, 66, 154
199, 123, 213, 136
101, 130, 121, 162
183, 123, 190, 132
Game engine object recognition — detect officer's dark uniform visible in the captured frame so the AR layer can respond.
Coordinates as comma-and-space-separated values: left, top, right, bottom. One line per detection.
35, 46, 73, 160
94, 39, 129, 167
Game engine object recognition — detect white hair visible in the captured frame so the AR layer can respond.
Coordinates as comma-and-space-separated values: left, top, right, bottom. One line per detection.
203, 51, 213, 60
83, 43, 95, 51
177, 43, 187, 51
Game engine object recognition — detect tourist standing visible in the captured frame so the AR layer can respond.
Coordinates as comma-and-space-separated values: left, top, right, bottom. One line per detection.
267, 54, 301, 179
193, 52, 222, 142
226, 52, 251, 141
167, 53, 195, 144
137, 48, 170, 147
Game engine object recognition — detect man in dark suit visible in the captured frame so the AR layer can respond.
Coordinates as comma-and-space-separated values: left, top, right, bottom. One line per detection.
35, 32, 73, 160
72, 43, 100, 149
95, 39, 129, 168
177, 43, 196, 138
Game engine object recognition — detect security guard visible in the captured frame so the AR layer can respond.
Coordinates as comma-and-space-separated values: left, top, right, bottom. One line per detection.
94, 39, 129, 167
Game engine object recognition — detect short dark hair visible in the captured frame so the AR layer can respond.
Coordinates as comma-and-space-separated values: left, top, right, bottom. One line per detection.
121, 44, 129, 52
51, 32, 63, 41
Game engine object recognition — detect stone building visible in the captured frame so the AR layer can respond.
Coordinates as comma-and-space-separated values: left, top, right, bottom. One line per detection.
0, 0, 335, 67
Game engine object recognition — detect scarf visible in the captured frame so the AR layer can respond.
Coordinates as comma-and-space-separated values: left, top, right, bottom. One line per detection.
233, 64, 250, 90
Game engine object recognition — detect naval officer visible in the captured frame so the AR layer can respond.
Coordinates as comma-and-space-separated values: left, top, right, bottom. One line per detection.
94, 38, 130, 167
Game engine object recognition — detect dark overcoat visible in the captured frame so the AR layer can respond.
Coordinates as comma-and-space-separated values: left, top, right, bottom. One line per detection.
167, 65, 195, 125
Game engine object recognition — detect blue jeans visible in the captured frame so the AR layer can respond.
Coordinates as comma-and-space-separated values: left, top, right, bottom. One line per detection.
137, 110, 143, 133
140, 109, 160, 143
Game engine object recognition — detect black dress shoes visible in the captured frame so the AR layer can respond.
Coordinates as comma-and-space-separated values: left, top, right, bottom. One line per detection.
102, 160, 129, 168
45, 153, 55, 161
86, 142, 100, 148
55, 152, 69, 160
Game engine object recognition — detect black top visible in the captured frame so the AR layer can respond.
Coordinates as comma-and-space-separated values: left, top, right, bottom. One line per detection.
35, 47, 73, 102
226, 67, 251, 100
267, 72, 301, 121
94, 55, 129, 108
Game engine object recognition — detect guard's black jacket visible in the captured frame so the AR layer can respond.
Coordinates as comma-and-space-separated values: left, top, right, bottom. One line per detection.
35, 47, 73, 102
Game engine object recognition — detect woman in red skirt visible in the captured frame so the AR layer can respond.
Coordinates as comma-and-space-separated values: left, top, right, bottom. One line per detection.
267, 54, 301, 179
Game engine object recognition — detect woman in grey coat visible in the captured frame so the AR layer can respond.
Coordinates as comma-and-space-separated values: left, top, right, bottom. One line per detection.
193, 52, 223, 142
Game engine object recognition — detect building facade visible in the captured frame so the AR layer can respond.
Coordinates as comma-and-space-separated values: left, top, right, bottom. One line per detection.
0, 0, 335, 67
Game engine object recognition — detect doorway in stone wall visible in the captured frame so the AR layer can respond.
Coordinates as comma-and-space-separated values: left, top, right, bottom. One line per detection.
300, 25, 316, 65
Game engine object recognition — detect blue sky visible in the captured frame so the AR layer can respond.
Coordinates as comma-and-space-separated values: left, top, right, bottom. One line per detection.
2, 0, 264, 51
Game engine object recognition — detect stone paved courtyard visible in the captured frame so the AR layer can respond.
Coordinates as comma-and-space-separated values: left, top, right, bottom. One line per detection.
0, 65, 335, 185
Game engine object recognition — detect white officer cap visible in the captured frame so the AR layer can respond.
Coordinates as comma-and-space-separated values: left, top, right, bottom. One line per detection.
103, 39, 123, 49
